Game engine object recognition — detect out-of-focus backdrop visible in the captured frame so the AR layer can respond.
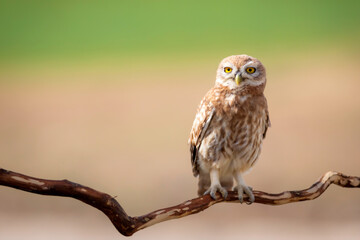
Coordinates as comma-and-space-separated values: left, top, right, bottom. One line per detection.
1, 1, 360, 239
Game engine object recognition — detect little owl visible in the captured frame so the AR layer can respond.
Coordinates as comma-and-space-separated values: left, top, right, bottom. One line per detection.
189, 55, 270, 203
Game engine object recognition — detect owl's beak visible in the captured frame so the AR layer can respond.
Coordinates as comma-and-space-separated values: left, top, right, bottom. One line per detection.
235, 72, 243, 85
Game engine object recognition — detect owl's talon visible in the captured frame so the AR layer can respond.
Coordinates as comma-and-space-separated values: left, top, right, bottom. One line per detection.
210, 191, 217, 200
233, 185, 244, 203
204, 184, 228, 200
203, 188, 213, 199
222, 189, 228, 199
234, 184, 254, 204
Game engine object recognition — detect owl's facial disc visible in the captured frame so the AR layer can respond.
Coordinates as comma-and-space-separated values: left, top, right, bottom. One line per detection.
216, 55, 266, 89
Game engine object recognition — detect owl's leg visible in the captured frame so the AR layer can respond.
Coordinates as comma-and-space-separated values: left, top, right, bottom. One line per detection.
203, 168, 228, 200
233, 172, 255, 204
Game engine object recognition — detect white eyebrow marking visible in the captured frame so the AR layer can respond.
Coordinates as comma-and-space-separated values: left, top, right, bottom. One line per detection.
242, 61, 254, 69
223, 62, 235, 68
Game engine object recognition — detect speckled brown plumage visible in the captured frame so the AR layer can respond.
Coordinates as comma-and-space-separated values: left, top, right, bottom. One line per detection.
189, 55, 270, 202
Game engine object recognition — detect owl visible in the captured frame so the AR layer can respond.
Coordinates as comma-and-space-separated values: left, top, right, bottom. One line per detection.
189, 55, 270, 203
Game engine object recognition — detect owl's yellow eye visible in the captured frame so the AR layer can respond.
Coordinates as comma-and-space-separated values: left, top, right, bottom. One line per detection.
224, 67, 232, 73
246, 67, 256, 74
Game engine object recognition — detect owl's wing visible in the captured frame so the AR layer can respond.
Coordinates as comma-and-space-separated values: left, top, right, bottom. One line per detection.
263, 107, 271, 139
189, 96, 215, 177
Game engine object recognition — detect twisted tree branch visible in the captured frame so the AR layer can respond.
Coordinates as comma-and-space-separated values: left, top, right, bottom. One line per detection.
0, 168, 359, 236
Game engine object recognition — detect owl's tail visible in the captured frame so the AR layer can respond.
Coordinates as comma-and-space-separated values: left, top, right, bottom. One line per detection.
197, 173, 233, 196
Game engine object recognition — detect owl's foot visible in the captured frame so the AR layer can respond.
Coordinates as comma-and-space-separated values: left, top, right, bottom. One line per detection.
204, 184, 228, 200
233, 184, 255, 204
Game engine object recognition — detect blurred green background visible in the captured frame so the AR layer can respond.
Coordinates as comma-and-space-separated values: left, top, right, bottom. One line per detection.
0, 0, 359, 67
1, 1, 360, 239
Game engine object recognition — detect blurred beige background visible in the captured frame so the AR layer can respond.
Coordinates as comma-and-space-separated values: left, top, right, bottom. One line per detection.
1, 1, 360, 239
1, 50, 360, 239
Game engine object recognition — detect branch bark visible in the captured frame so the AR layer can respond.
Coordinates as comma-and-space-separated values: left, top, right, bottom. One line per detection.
0, 168, 359, 236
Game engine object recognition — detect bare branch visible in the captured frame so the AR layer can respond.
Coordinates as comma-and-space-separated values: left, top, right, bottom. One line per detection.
0, 168, 359, 236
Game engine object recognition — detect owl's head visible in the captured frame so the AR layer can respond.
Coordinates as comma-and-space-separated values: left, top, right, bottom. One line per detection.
216, 55, 266, 91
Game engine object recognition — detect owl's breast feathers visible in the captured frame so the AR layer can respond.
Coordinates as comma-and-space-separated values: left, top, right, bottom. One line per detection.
189, 84, 270, 176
